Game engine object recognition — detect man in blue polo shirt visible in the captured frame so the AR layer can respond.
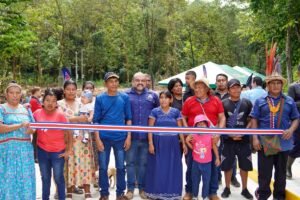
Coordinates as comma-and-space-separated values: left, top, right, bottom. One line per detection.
251, 72, 299, 200
93, 72, 132, 200
125, 72, 159, 199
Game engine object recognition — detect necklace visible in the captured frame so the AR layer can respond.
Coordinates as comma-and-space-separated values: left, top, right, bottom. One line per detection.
267, 97, 282, 128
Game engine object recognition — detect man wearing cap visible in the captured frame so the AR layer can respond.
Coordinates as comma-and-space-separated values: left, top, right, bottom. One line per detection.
251, 73, 299, 200
182, 78, 226, 200
125, 72, 159, 199
93, 72, 132, 200
286, 65, 300, 179
214, 73, 240, 188
220, 79, 253, 199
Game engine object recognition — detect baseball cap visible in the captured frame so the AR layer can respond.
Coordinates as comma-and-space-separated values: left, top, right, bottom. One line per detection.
227, 79, 241, 88
104, 72, 119, 81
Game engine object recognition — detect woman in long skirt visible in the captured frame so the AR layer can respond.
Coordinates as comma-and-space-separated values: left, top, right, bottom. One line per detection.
145, 91, 187, 200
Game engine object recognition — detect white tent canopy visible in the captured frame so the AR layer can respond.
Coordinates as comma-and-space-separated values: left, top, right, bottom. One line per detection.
158, 61, 248, 88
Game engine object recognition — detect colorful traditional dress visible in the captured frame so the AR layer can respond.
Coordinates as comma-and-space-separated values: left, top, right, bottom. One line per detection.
145, 107, 183, 200
58, 99, 96, 186
0, 103, 35, 200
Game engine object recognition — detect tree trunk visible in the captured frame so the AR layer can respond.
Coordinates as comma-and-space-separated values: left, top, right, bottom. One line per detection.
286, 27, 293, 84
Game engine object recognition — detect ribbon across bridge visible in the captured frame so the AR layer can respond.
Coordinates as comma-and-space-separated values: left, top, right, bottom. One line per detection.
30, 122, 283, 135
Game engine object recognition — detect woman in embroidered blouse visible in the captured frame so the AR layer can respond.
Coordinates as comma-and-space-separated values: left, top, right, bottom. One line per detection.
0, 83, 36, 200
58, 80, 96, 199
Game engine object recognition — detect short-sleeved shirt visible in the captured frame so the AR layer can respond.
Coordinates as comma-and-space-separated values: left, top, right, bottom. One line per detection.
93, 92, 132, 141
182, 95, 224, 127
29, 96, 42, 113
126, 88, 159, 140
33, 109, 68, 152
241, 86, 267, 105
222, 98, 252, 143
149, 107, 182, 136
192, 134, 213, 163
250, 93, 300, 151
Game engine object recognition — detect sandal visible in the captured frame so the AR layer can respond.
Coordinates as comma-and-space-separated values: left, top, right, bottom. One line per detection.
85, 193, 92, 199
73, 186, 84, 194
66, 193, 72, 198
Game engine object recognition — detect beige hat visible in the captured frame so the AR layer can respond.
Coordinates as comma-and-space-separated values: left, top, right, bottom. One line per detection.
265, 72, 287, 85
194, 77, 210, 88
5, 82, 22, 93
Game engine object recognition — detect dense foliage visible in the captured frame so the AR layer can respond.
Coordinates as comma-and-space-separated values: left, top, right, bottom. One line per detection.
0, 0, 300, 87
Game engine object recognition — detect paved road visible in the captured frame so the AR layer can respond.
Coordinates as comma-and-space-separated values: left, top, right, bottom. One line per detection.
36, 153, 300, 200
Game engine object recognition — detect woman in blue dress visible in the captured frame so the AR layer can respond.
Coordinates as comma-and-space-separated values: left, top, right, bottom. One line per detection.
0, 83, 36, 199
145, 91, 187, 200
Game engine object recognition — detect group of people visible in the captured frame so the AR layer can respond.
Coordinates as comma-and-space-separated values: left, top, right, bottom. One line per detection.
1, 66, 300, 200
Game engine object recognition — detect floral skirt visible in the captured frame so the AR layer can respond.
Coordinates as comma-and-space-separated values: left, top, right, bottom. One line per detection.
65, 131, 96, 186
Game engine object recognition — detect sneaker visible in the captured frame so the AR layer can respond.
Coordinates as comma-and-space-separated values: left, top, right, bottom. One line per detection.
221, 187, 231, 198
116, 194, 129, 200
192, 197, 198, 200
125, 190, 134, 199
99, 196, 109, 200
241, 188, 253, 200
183, 193, 193, 200
231, 177, 241, 188
139, 190, 147, 199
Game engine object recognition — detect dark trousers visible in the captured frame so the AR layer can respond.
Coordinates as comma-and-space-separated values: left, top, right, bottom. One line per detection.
257, 150, 288, 200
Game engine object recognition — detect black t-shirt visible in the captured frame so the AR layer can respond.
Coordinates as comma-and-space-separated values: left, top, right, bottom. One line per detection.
172, 97, 183, 111
222, 98, 252, 143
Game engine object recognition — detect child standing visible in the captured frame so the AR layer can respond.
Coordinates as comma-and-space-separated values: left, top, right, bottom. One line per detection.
186, 114, 220, 200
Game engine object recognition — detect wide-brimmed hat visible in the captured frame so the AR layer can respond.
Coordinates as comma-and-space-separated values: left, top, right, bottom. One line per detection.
193, 114, 210, 127
265, 72, 287, 85
194, 77, 210, 88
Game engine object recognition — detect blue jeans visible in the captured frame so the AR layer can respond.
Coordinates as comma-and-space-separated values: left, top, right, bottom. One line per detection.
37, 147, 65, 200
184, 148, 193, 193
209, 151, 219, 196
192, 161, 211, 198
98, 139, 126, 196
126, 140, 148, 191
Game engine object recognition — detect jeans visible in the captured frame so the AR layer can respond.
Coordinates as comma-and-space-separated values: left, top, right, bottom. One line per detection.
184, 148, 193, 193
126, 140, 148, 191
98, 139, 126, 196
209, 151, 219, 196
192, 161, 211, 198
257, 150, 288, 200
37, 147, 65, 200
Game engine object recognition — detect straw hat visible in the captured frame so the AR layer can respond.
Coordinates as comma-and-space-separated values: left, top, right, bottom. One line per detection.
194, 77, 210, 88
265, 72, 287, 85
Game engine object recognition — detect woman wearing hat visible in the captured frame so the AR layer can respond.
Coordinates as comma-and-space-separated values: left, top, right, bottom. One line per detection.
0, 82, 36, 199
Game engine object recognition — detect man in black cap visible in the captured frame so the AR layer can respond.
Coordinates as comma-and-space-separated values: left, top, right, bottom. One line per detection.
221, 79, 253, 199
93, 72, 132, 200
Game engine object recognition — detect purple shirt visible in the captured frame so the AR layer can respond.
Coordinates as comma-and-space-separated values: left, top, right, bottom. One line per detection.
126, 88, 159, 140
